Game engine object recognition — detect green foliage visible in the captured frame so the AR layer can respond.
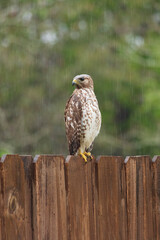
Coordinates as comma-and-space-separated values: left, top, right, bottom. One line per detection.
0, 0, 160, 156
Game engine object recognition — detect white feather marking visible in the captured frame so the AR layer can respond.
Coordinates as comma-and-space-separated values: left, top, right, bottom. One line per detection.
67, 116, 72, 121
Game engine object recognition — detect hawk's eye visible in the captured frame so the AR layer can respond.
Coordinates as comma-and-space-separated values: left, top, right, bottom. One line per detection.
79, 77, 85, 81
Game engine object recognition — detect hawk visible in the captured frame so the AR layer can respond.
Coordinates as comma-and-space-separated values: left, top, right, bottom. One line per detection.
64, 74, 101, 162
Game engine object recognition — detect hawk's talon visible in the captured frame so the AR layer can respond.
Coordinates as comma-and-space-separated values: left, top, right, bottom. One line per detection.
79, 152, 88, 163
84, 152, 93, 160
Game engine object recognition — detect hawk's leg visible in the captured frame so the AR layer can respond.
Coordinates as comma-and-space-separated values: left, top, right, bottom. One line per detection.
79, 152, 88, 163
84, 152, 93, 160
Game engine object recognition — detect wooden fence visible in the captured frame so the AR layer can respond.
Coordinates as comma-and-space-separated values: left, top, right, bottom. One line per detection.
0, 154, 160, 240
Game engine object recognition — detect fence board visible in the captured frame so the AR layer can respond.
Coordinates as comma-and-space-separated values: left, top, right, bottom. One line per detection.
96, 156, 127, 240
21, 155, 33, 240
0, 154, 26, 240
65, 156, 97, 240
125, 156, 153, 240
0, 156, 3, 240
152, 156, 160, 240
33, 155, 67, 240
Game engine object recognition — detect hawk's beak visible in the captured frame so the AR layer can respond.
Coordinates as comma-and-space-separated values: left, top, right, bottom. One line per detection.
72, 79, 79, 86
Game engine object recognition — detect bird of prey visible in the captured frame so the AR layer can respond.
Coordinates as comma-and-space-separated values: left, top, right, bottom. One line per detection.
64, 74, 101, 162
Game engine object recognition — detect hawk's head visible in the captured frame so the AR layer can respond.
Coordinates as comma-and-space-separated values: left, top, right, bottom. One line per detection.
72, 74, 94, 89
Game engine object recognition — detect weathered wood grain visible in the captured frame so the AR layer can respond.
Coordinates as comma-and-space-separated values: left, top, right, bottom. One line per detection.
21, 155, 33, 240
0, 156, 3, 240
65, 156, 97, 240
0, 154, 159, 239
33, 155, 67, 240
125, 156, 153, 240
0, 155, 26, 240
152, 156, 160, 240
96, 156, 127, 240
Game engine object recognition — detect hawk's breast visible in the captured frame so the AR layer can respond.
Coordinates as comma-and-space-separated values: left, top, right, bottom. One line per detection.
80, 88, 101, 149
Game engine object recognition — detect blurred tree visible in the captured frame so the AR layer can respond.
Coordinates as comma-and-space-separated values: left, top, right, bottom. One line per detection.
0, 0, 160, 156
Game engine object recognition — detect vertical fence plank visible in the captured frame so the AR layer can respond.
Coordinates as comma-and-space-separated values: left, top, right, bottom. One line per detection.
152, 156, 160, 240
125, 156, 153, 240
96, 156, 127, 240
65, 156, 97, 240
21, 155, 33, 240
0, 156, 3, 240
33, 155, 67, 240
0, 155, 26, 240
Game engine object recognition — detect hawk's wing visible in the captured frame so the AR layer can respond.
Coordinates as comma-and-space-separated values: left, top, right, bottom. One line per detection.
64, 92, 82, 155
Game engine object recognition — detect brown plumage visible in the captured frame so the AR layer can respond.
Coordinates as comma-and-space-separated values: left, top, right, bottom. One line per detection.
64, 74, 101, 162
